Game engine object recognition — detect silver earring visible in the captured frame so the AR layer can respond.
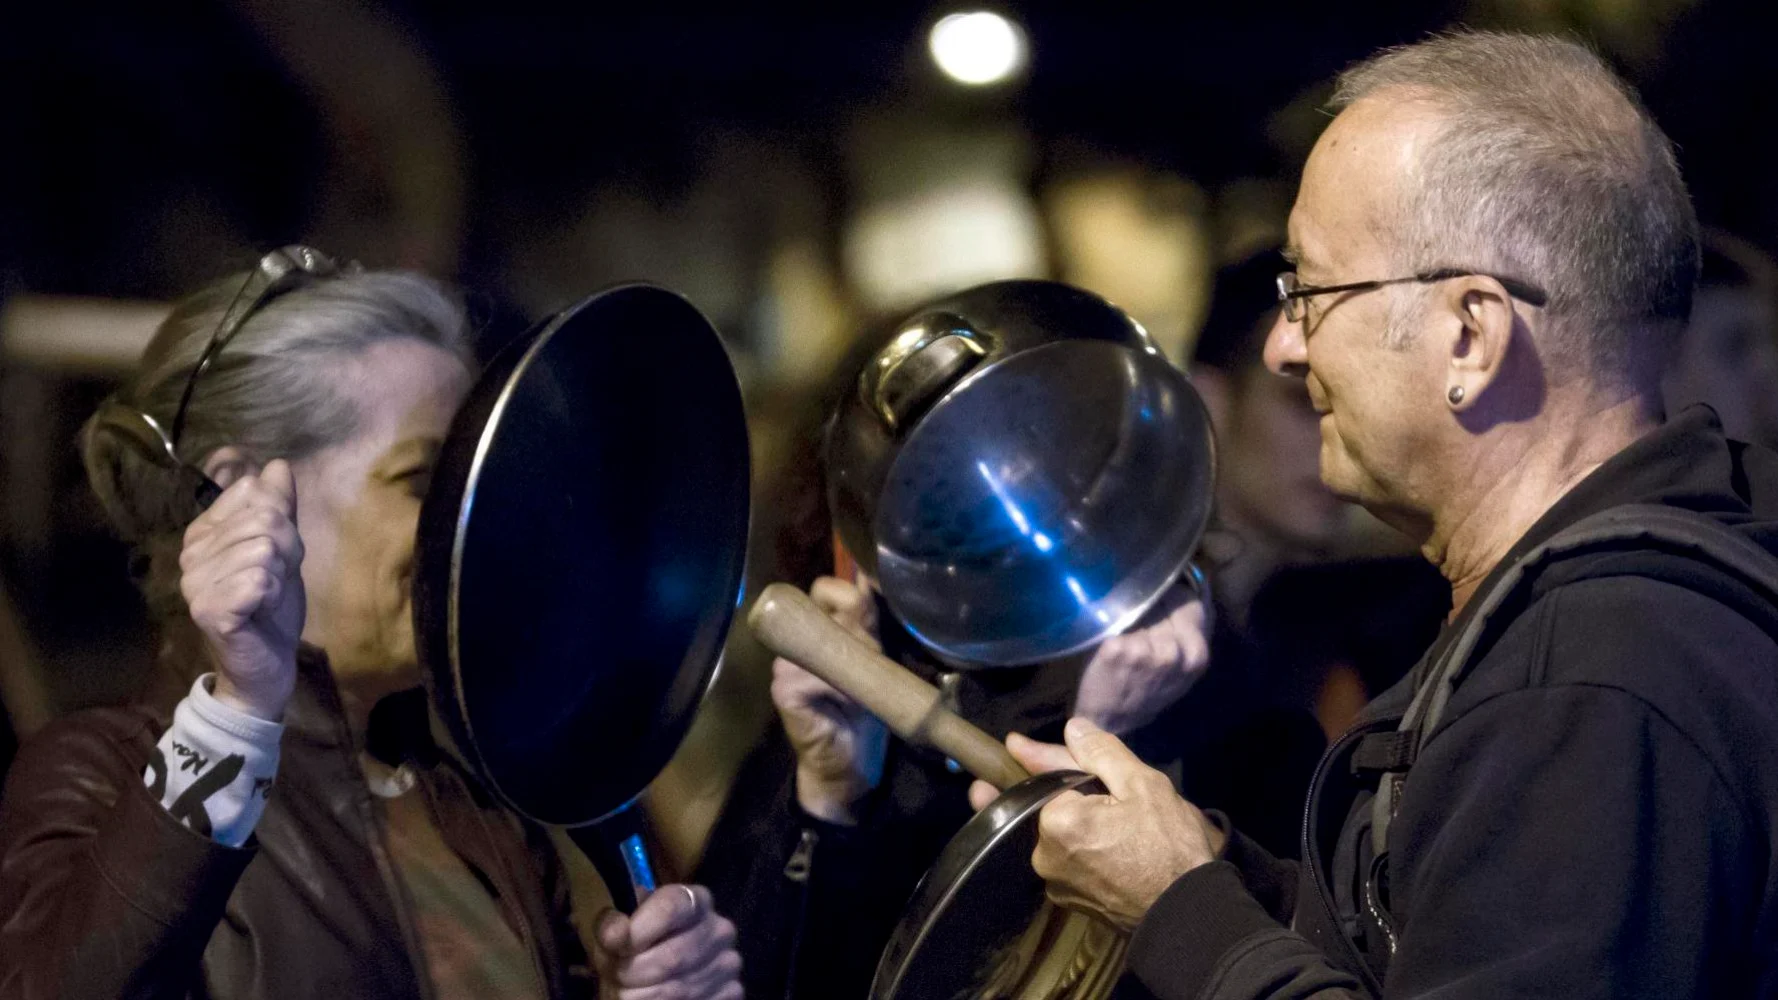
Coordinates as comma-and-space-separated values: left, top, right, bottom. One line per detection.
1447, 385, 1466, 406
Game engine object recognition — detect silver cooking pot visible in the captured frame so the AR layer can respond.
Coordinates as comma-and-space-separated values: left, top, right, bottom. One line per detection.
826, 280, 1217, 667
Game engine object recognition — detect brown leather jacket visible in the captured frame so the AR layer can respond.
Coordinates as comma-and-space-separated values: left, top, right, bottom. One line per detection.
0, 649, 594, 999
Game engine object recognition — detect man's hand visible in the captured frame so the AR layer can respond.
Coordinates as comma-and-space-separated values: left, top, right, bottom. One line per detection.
970, 718, 1224, 932
595, 884, 741, 1000
1073, 581, 1211, 735
179, 459, 305, 722
771, 575, 889, 825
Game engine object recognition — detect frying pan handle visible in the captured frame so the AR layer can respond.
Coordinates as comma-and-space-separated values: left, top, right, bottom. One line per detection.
1181, 561, 1213, 636
567, 804, 658, 914
748, 582, 1031, 791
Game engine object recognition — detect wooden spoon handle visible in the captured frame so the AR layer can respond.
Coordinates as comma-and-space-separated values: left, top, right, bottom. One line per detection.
747, 582, 1031, 791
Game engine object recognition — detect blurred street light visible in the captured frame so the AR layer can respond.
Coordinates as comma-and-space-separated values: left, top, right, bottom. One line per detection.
928, 11, 1027, 86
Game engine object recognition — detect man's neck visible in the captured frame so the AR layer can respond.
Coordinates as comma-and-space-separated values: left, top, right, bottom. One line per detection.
1427, 394, 1659, 617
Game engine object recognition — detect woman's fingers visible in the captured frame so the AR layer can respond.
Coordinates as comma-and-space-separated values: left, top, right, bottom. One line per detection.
181, 536, 289, 605
182, 472, 301, 566
185, 468, 293, 540
182, 504, 301, 571
180, 464, 304, 633
187, 565, 285, 633
809, 575, 878, 644
771, 657, 857, 713
596, 909, 631, 956
809, 575, 867, 620
616, 915, 738, 990
626, 884, 714, 952
259, 459, 298, 521
597, 885, 743, 999
617, 947, 742, 999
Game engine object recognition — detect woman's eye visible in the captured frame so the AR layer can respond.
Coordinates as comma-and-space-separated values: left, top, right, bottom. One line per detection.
398, 467, 433, 499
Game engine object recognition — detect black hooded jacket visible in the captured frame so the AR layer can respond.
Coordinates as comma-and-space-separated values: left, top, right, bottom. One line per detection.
1125, 405, 1778, 998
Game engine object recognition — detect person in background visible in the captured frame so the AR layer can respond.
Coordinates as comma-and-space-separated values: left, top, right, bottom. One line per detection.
0, 249, 742, 1000
1663, 227, 1778, 449
1189, 248, 1350, 622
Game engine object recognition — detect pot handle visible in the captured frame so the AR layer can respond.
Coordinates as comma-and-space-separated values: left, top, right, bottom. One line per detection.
863, 314, 988, 432
748, 582, 1031, 791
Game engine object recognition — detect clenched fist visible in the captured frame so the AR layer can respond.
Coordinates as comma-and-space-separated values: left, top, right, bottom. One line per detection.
771, 575, 888, 825
1073, 581, 1212, 735
179, 459, 305, 721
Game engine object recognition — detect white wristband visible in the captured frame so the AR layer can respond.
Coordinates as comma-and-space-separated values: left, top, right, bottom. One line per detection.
143, 674, 284, 847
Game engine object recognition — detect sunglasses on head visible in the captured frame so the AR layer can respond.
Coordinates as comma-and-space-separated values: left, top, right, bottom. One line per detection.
97, 245, 353, 513
169, 245, 354, 450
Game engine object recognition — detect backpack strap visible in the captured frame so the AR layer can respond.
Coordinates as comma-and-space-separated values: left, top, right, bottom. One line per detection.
1366, 503, 1778, 858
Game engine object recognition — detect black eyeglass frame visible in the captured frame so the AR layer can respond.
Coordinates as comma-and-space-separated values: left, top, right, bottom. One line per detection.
1275, 268, 1549, 324
168, 245, 350, 451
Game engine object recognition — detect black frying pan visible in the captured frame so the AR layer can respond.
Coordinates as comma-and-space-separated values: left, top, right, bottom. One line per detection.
414, 284, 750, 912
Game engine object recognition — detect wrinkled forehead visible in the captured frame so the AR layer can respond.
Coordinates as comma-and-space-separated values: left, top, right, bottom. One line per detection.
1290, 95, 1438, 275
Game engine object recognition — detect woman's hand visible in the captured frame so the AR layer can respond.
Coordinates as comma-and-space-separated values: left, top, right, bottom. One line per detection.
179, 459, 305, 721
1072, 582, 1211, 736
595, 884, 742, 1000
771, 576, 889, 825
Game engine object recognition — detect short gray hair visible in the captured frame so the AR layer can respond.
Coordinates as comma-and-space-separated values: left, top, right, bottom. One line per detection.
1334, 31, 1699, 384
82, 267, 472, 632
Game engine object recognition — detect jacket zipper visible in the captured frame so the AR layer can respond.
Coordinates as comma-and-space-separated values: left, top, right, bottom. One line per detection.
1299, 718, 1394, 993
780, 827, 819, 1000
340, 734, 439, 1000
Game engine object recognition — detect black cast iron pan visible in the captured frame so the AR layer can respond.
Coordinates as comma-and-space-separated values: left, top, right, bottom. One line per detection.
415, 284, 750, 912
749, 584, 1127, 998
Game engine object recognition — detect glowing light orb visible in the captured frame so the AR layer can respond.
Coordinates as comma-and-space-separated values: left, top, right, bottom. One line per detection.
928, 11, 1026, 86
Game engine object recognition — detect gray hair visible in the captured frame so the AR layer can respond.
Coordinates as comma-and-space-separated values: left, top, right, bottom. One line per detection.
1333, 31, 1699, 385
81, 268, 472, 631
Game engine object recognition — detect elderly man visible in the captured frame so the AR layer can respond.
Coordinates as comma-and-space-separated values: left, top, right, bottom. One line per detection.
983, 32, 1778, 997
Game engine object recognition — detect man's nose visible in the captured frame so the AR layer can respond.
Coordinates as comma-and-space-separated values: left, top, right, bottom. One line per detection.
1263, 309, 1309, 378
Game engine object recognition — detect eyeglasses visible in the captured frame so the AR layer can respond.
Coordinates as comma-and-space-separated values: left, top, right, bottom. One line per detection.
1275, 268, 1549, 324
168, 245, 351, 452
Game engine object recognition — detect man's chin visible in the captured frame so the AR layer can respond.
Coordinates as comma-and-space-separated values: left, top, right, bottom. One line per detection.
1317, 458, 1369, 509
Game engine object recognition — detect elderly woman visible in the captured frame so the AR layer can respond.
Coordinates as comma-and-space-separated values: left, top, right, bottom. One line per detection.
0, 248, 743, 1000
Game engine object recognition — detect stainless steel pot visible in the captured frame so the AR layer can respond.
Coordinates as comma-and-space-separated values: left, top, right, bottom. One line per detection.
826, 279, 1217, 667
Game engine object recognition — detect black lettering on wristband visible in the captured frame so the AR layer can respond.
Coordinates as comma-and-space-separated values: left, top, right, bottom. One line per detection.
167, 753, 245, 838
171, 741, 210, 775
146, 747, 168, 799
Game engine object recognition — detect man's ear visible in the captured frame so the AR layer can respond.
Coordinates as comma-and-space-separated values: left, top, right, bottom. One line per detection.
1441, 276, 1518, 411
200, 447, 262, 490
1191, 365, 1234, 433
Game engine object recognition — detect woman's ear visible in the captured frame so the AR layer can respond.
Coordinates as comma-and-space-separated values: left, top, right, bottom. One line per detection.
200, 447, 262, 490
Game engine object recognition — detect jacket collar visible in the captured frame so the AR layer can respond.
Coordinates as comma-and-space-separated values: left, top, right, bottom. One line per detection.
283, 645, 441, 769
